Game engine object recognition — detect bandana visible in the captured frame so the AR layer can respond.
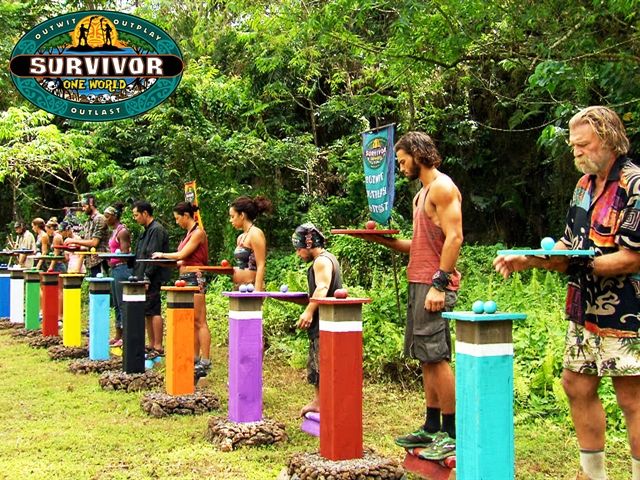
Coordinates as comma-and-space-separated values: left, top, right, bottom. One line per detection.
292, 223, 325, 249
104, 206, 117, 216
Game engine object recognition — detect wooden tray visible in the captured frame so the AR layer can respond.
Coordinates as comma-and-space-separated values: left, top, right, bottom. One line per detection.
331, 229, 399, 235
181, 265, 234, 274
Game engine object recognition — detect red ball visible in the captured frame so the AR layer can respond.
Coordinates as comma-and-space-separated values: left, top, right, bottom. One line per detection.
365, 220, 377, 230
175, 279, 187, 287
334, 288, 348, 299
220, 259, 230, 267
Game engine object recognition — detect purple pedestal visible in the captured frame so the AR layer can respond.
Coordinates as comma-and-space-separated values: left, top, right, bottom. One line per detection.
224, 293, 265, 423
301, 412, 320, 437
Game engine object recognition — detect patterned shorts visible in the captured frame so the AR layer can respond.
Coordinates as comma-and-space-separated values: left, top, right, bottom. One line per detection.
563, 321, 640, 376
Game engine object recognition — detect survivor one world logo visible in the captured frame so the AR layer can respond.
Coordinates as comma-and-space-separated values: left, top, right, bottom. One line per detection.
9, 11, 183, 121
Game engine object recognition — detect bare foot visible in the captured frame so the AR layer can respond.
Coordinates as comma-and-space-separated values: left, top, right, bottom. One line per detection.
300, 399, 319, 417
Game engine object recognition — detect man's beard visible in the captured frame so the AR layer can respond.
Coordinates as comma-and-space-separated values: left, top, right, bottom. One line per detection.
574, 156, 602, 175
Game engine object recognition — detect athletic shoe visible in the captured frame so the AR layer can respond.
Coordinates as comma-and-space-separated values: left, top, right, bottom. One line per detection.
416, 432, 456, 460
194, 359, 211, 378
394, 428, 438, 448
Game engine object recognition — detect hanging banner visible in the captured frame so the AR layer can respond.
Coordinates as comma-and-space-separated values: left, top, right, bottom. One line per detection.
184, 180, 204, 231
361, 124, 395, 225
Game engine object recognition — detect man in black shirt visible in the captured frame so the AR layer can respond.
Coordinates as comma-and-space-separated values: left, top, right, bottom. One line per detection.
292, 223, 342, 417
132, 200, 169, 355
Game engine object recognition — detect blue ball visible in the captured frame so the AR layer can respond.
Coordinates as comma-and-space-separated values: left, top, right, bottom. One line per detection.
540, 237, 555, 251
239, 284, 248, 293
483, 300, 497, 314
246, 283, 255, 292
472, 300, 485, 314
280, 284, 289, 293
144, 359, 153, 370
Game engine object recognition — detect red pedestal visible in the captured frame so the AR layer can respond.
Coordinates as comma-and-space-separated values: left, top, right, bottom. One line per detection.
40, 272, 60, 337
320, 329, 363, 460
312, 297, 370, 462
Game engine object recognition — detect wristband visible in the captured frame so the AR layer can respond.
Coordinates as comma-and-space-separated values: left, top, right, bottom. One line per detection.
431, 269, 451, 292
565, 257, 594, 277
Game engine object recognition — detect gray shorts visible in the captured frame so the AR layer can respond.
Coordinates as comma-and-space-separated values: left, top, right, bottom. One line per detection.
307, 336, 320, 387
405, 283, 457, 364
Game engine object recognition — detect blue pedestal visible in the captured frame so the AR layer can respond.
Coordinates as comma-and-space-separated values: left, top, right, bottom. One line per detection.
0, 266, 10, 318
88, 277, 113, 361
442, 311, 526, 480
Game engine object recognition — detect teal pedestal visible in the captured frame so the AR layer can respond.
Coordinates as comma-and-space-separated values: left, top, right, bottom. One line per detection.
442, 311, 526, 480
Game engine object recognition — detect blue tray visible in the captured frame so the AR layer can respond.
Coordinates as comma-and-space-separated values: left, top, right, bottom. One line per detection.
497, 249, 594, 256
442, 311, 527, 322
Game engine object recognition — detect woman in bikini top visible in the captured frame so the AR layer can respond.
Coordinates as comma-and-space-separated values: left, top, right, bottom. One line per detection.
229, 195, 272, 291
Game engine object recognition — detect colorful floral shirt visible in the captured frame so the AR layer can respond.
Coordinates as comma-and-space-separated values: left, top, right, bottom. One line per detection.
561, 156, 640, 337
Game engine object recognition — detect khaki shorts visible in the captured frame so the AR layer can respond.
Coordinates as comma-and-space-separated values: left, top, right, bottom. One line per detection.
563, 321, 640, 376
404, 283, 457, 364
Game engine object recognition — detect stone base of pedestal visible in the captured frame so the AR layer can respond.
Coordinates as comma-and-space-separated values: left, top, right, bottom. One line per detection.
278, 450, 405, 480
48, 345, 89, 360
9, 328, 41, 339
141, 391, 220, 418
206, 417, 288, 452
69, 358, 123, 374
27, 334, 62, 349
0, 319, 21, 330
98, 370, 163, 392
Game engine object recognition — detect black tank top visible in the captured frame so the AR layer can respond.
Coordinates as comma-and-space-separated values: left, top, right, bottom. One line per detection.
307, 251, 342, 339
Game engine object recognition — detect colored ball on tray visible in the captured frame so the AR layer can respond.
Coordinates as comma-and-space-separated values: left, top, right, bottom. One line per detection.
540, 237, 555, 251
239, 284, 248, 293
279, 284, 289, 293
115, 249, 121, 254
365, 220, 377, 230
96, 273, 104, 278
483, 300, 497, 314
128, 275, 137, 282
472, 300, 485, 314
334, 288, 348, 299
90, 247, 96, 253
246, 283, 255, 292
220, 259, 230, 267
175, 279, 187, 287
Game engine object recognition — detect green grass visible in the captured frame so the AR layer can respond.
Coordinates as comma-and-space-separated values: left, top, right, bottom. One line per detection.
0, 327, 632, 479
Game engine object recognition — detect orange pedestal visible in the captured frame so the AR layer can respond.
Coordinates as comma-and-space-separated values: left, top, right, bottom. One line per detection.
162, 286, 198, 396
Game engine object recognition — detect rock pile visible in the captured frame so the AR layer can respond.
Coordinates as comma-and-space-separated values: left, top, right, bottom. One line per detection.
141, 391, 220, 417
206, 417, 288, 451
98, 370, 163, 392
69, 358, 122, 374
48, 345, 89, 360
281, 450, 405, 480
10, 328, 41, 339
0, 319, 19, 330
27, 335, 62, 349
